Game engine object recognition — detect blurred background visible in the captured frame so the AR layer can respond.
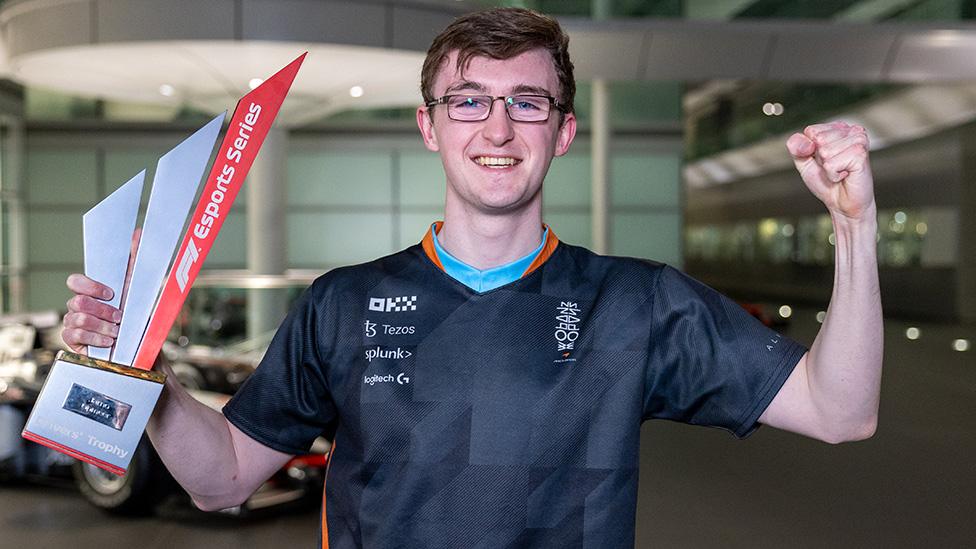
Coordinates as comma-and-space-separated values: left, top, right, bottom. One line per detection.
0, 1, 972, 548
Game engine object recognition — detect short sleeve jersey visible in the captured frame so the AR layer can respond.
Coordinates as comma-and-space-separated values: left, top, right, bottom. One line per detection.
223, 233, 806, 549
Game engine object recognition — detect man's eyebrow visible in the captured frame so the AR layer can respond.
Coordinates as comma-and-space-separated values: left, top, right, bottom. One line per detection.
444, 81, 487, 94
511, 84, 553, 96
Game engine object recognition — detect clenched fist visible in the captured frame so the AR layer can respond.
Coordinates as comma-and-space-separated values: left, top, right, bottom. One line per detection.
787, 121, 875, 221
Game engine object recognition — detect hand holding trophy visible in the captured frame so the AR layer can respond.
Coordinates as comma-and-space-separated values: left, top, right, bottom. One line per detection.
22, 54, 306, 476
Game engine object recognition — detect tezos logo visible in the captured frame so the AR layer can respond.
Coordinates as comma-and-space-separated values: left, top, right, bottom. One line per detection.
369, 296, 417, 313
554, 301, 580, 352
364, 320, 415, 337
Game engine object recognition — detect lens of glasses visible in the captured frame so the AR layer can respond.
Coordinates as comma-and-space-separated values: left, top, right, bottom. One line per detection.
446, 95, 551, 122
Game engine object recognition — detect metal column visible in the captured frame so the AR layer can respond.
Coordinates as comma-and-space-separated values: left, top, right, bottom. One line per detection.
246, 127, 289, 338
590, 0, 612, 254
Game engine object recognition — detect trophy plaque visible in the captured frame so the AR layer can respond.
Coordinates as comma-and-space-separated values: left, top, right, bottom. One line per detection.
22, 54, 306, 476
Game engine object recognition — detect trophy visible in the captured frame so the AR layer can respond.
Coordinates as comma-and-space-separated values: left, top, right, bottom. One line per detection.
22, 54, 306, 476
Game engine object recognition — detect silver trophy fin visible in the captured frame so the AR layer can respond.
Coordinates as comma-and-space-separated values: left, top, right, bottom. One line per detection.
83, 172, 145, 360
112, 114, 224, 366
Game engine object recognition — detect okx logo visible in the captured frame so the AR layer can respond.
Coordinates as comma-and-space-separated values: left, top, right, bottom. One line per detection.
369, 295, 417, 313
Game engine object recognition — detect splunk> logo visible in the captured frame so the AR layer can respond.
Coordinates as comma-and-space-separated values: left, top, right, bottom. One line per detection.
364, 346, 412, 362
363, 372, 411, 385
176, 238, 200, 292
368, 296, 418, 313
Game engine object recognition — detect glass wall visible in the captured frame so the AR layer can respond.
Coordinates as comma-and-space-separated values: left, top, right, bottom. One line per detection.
687, 207, 958, 268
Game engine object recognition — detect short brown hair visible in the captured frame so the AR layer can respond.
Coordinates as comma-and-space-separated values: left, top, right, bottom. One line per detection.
421, 7, 575, 116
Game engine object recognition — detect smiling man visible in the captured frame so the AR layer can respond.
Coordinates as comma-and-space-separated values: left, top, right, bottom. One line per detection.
62, 7, 882, 549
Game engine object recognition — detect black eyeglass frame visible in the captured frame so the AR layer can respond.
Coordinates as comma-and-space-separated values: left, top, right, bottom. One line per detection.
425, 94, 567, 122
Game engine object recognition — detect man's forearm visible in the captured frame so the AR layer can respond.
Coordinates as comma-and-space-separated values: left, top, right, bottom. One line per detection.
146, 375, 256, 511
806, 207, 883, 441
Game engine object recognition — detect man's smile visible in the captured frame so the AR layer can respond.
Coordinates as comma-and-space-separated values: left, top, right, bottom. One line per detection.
473, 155, 522, 168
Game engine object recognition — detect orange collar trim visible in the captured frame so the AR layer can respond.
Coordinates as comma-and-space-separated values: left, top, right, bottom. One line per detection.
421, 221, 560, 279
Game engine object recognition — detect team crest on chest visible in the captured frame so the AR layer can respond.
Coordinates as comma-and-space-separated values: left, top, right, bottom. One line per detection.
553, 300, 580, 364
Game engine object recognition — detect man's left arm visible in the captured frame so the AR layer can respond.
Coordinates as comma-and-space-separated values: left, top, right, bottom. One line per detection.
759, 121, 883, 443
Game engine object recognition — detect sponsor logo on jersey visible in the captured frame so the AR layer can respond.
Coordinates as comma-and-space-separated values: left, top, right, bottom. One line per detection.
382, 324, 415, 335
555, 301, 580, 352
363, 372, 411, 385
364, 320, 415, 337
766, 335, 781, 352
365, 346, 412, 362
368, 296, 417, 313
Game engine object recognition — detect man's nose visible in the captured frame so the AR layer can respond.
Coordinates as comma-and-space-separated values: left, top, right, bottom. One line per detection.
480, 98, 515, 145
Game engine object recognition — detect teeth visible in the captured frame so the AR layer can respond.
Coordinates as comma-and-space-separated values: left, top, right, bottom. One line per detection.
476, 156, 518, 167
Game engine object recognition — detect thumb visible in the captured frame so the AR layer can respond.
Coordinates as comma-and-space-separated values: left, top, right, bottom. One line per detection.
786, 132, 830, 192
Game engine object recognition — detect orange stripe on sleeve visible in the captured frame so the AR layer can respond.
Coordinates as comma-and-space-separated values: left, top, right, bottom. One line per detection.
321, 445, 335, 549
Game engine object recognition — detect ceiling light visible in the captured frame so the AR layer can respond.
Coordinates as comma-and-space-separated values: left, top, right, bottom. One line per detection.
772, 102, 784, 116
762, 102, 775, 116
778, 305, 792, 318
349, 85, 364, 98
815, 311, 826, 323
158, 84, 175, 97
952, 339, 970, 352
248, 78, 264, 90
905, 327, 920, 340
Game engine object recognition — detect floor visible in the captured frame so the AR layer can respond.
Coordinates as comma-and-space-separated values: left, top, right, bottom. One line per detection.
1, 308, 973, 548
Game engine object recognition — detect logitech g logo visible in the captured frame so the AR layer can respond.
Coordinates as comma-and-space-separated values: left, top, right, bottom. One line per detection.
363, 372, 411, 385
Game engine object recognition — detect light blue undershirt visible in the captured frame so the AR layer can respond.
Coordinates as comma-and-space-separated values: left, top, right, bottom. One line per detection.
430, 223, 549, 292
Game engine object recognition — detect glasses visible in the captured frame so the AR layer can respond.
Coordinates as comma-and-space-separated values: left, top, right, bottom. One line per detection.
426, 94, 565, 122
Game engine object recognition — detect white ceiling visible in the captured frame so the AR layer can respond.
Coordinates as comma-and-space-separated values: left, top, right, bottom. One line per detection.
9, 40, 426, 126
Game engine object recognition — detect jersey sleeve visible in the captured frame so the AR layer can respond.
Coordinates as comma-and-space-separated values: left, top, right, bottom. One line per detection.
642, 265, 806, 438
222, 283, 338, 455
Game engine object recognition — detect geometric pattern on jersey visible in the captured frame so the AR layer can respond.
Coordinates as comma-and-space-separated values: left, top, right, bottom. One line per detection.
223, 238, 807, 549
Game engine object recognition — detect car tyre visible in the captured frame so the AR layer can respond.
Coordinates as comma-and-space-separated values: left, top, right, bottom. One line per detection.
72, 436, 176, 516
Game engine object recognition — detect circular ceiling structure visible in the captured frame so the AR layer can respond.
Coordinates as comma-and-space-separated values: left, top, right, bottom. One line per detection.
4, 0, 976, 128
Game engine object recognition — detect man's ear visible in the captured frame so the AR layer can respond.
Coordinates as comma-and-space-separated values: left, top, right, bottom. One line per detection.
554, 112, 577, 157
416, 106, 439, 152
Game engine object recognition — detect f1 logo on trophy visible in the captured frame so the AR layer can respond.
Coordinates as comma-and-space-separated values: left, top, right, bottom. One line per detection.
21, 54, 306, 476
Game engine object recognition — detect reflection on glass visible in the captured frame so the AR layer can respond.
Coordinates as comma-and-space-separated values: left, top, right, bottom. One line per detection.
686, 207, 956, 268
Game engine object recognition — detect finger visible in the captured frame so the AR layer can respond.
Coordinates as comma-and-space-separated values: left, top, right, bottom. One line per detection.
66, 273, 113, 301
786, 133, 816, 159
822, 143, 869, 183
63, 311, 120, 338
787, 133, 832, 191
815, 130, 869, 161
808, 127, 853, 152
66, 294, 122, 323
62, 327, 115, 351
803, 121, 849, 141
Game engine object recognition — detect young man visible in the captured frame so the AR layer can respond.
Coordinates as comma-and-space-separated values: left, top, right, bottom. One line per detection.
62, 8, 882, 548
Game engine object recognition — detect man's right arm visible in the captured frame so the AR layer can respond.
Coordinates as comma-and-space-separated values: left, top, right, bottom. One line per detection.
64, 274, 292, 511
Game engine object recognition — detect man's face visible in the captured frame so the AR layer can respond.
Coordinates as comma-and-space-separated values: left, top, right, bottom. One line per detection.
416, 49, 577, 215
